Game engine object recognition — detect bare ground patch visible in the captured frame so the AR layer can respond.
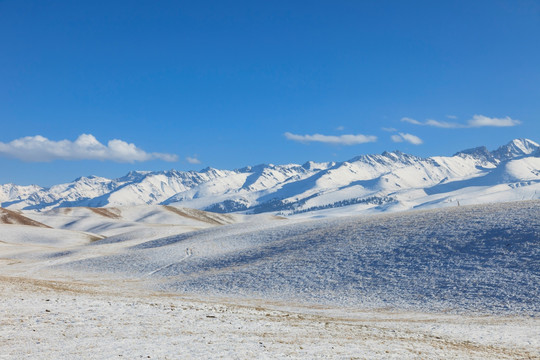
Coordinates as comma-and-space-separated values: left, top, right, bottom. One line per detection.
85, 207, 121, 219
0, 208, 51, 228
163, 205, 235, 225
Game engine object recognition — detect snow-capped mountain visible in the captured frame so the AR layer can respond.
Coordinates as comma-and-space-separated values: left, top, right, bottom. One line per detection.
1, 138, 539, 216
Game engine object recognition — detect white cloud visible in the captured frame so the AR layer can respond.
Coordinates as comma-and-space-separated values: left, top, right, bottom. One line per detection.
391, 132, 423, 145
425, 119, 463, 128
446, 115, 458, 119
467, 114, 521, 127
391, 134, 403, 142
401, 115, 520, 128
400, 133, 423, 145
336, 126, 345, 131
0, 134, 178, 163
382, 127, 397, 132
284, 132, 377, 145
401, 117, 423, 125
186, 155, 201, 164
402, 117, 462, 128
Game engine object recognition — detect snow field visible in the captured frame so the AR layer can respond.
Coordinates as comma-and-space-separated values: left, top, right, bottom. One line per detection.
0, 276, 537, 359
54, 200, 540, 316
1, 199, 539, 358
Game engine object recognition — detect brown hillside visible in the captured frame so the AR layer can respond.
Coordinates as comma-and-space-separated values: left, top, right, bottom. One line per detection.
163, 205, 235, 225
0, 208, 51, 228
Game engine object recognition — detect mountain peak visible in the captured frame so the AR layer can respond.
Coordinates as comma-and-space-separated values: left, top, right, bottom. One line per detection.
453, 146, 495, 162
237, 164, 269, 173
507, 138, 538, 150
492, 138, 539, 161
454, 139, 539, 162
1, 139, 539, 213
117, 170, 151, 182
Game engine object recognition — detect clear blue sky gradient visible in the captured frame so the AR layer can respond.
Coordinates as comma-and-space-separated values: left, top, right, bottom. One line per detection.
1, 0, 539, 185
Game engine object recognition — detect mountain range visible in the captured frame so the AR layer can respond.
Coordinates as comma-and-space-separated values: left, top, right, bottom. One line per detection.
1, 138, 539, 216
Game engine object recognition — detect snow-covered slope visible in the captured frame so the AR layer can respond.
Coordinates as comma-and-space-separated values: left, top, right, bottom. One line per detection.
1, 201, 539, 359
1, 139, 539, 216
14, 199, 539, 316
22, 205, 243, 240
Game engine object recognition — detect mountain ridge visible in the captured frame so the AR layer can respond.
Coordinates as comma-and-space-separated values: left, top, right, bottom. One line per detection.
1, 138, 539, 216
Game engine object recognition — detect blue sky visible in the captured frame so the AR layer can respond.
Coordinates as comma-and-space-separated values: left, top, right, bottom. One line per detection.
1, 0, 539, 186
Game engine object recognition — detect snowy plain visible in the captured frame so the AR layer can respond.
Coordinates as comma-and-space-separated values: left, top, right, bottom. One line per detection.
1, 276, 538, 359
0, 201, 539, 358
